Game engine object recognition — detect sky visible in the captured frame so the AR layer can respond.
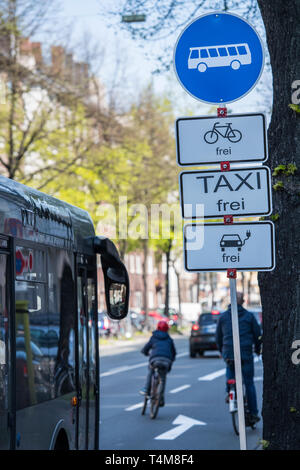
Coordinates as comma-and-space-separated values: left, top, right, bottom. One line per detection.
34, 0, 273, 120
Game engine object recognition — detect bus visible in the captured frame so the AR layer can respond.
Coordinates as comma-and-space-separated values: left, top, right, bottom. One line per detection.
188, 43, 252, 72
0, 175, 129, 450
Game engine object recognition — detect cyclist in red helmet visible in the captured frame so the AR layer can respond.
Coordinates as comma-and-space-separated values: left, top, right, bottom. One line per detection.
139, 320, 176, 406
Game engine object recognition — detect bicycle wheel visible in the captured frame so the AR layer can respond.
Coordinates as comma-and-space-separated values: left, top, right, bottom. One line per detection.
150, 377, 162, 419
231, 411, 239, 436
227, 129, 242, 143
141, 395, 148, 415
204, 130, 218, 144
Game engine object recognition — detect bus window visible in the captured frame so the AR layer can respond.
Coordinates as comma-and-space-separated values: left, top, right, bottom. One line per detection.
228, 46, 238, 56
208, 48, 218, 57
15, 281, 50, 409
218, 47, 228, 56
237, 45, 247, 55
190, 49, 199, 59
47, 249, 76, 398
0, 253, 9, 449
200, 49, 208, 58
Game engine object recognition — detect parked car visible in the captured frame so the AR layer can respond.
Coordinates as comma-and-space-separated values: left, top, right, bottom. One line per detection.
98, 311, 111, 337
157, 307, 179, 327
130, 310, 145, 332
189, 311, 221, 357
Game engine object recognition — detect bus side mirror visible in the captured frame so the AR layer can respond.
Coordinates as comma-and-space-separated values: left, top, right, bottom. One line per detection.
93, 237, 129, 320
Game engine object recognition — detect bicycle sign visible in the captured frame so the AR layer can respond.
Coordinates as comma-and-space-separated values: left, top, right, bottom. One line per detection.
204, 122, 242, 144
176, 113, 267, 166
173, 12, 264, 104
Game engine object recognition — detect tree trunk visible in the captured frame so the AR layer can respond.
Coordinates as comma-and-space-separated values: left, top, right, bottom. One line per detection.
257, 0, 300, 450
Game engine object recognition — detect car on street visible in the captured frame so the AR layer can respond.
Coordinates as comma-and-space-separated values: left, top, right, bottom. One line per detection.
129, 310, 146, 331
189, 310, 221, 357
98, 311, 113, 337
157, 307, 179, 327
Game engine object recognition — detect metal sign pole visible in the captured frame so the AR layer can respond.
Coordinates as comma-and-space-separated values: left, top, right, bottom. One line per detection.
229, 275, 247, 450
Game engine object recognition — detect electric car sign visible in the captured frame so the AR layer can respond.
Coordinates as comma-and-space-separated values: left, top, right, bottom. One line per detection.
176, 113, 267, 166
173, 12, 264, 104
180, 166, 272, 219
184, 222, 275, 272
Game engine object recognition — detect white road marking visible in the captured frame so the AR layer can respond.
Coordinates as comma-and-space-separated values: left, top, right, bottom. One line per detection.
125, 402, 144, 411
100, 361, 148, 377
170, 384, 191, 394
100, 350, 187, 378
176, 352, 189, 358
197, 357, 262, 382
198, 368, 226, 381
154, 414, 206, 440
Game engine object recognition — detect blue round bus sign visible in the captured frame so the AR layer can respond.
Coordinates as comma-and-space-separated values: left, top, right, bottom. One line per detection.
173, 12, 265, 104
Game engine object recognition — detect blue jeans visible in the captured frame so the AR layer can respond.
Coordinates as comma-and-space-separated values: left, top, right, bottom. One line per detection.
226, 358, 258, 416
144, 357, 171, 395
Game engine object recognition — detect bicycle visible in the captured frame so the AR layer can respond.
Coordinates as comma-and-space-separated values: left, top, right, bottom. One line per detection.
141, 361, 168, 419
204, 122, 242, 144
227, 377, 257, 436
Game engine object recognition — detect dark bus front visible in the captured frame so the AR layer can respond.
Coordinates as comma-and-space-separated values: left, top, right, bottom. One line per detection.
0, 176, 129, 450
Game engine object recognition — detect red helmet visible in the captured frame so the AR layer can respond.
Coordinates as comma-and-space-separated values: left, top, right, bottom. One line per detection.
157, 320, 169, 332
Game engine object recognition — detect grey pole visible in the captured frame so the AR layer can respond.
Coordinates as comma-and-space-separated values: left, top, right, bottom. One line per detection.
230, 277, 247, 450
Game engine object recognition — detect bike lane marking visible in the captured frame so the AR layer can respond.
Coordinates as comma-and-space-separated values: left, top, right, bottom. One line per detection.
154, 415, 206, 440
100, 352, 188, 378
100, 361, 148, 377
197, 356, 261, 381
170, 384, 191, 394
198, 368, 226, 381
125, 402, 144, 411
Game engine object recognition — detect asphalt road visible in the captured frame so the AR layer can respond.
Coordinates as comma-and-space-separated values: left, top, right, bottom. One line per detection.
99, 333, 263, 451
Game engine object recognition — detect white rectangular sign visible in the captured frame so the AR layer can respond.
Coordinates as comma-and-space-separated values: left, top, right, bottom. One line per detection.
184, 221, 275, 272
180, 166, 272, 219
176, 113, 267, 166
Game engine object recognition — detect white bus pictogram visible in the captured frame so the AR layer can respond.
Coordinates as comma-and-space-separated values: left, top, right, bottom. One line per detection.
188, 43, 252, 72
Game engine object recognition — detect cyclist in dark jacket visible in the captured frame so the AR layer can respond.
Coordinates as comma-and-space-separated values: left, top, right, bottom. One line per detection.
139, 320, 176, 405
216, 292, 262, 423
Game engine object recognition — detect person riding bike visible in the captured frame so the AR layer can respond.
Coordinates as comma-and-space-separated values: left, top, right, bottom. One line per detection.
216, 292, 262, 424
139, 320, 176, 406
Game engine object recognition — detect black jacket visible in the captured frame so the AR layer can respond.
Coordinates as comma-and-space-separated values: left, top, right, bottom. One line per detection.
141, 330, 176, 362
216, 305, 261, 361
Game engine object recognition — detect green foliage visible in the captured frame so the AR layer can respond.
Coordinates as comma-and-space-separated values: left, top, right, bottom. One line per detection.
260, 439, 270, 450
273, 181, 284, 191
270, 213, 280, 222
273, 163, 297, 176
289, 104, 300, 114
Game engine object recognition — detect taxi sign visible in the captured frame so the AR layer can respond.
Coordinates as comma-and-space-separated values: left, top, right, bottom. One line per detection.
180, 166, 272, 219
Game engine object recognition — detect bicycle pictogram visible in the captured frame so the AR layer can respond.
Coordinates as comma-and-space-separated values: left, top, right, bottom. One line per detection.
204, 122, 242, 144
